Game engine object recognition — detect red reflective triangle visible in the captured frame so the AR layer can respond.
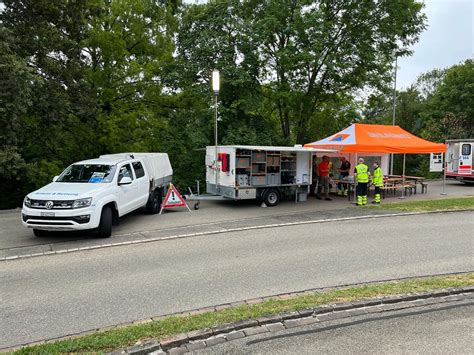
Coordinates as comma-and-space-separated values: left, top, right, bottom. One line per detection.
162, 184, 187, 208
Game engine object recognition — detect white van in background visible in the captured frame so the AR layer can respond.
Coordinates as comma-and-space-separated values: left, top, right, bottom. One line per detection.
446, 139, 474, 184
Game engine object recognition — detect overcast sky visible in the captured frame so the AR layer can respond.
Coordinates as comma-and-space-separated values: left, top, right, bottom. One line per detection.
397, 0, 473, 89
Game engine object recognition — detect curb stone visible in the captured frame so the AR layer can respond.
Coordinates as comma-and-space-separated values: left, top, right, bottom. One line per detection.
6, 272, 471, 353
119, 287, 473, 354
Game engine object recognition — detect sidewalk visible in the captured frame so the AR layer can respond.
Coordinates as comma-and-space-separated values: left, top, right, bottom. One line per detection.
1, 180, 472, 258
194, 297, 473, 355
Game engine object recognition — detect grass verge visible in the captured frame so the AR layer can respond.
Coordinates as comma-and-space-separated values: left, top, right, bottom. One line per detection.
13, 273, 474, 354
373, 197, 474, 212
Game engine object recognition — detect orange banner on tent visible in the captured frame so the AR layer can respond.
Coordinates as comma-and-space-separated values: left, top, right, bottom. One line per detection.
304, 123, 446, 153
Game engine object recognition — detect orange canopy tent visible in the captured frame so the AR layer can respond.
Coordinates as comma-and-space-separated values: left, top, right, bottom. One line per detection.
304, 123, 446, 153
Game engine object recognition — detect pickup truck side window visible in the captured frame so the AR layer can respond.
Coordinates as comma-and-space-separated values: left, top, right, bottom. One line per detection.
118, 164, 134, 182
132, 161, 145, 179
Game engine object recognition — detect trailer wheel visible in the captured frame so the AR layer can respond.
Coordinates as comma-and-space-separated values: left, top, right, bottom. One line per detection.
146, 189, 162, 214
194, 202, 200, 210
97, 206, 112, 238
263, 189, 280, 207
33, 229, 49, 237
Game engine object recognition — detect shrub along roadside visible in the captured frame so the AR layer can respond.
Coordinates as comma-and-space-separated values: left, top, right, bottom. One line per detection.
13, 273, 474, 354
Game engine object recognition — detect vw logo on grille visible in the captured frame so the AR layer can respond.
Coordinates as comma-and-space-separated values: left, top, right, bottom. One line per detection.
45, 201, 54, 210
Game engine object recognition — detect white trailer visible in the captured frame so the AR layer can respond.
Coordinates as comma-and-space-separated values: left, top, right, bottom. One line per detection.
445, 139, 474, 183
187, 145, 334, 208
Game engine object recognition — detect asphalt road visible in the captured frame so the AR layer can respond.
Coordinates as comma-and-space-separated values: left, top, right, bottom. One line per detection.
1, 212, 473, 349
199, 300, 474, 354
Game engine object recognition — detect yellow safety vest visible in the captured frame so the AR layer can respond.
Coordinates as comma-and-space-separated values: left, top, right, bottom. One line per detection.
372, 166, 383, 186
355, 164, 369, 183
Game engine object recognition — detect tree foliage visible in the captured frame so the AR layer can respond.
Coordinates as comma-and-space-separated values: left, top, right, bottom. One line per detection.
1, 0, 468, 209
176, 0, 427, 143
363, 59, 474, 176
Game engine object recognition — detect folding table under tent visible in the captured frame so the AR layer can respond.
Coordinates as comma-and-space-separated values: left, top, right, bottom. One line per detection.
304, 123, 446, 197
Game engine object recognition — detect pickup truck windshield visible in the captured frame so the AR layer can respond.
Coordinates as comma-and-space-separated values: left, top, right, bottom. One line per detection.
57, 164, 117, 183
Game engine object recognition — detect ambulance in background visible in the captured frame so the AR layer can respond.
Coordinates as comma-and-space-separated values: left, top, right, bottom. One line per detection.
446, 139, 474, 184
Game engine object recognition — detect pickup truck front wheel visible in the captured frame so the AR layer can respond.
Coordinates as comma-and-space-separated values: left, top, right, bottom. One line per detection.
97, 206, 112, 238
33, 229, 49, 237
146, 189, 162, 214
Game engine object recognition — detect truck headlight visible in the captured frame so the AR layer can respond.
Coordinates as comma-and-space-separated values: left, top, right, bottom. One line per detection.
24, 196, 31, 208
72, 198, 92, 209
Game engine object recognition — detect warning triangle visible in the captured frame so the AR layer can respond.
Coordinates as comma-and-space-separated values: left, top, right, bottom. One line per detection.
160, 184, 191, 214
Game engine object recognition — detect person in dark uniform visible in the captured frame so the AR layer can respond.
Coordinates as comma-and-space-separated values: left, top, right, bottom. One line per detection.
337, 157, 351, 196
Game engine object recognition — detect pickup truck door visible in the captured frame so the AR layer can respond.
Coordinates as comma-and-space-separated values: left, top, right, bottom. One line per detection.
131, 160, 150, 208
117, 163, 136, 216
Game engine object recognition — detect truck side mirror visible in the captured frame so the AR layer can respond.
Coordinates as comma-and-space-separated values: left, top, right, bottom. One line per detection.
118, 176, 132, 185
52, 176, 59, 182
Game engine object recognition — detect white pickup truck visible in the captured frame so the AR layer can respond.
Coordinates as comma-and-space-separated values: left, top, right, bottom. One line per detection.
21, 153, 173, 238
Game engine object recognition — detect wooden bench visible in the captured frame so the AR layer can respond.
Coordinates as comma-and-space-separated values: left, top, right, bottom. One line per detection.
402, 183, 416, 196
381, 185, 398, 198
381, 183, 416, 198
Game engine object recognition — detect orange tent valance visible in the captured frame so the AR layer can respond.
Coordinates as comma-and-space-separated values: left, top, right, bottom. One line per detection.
304, 123, 446, 154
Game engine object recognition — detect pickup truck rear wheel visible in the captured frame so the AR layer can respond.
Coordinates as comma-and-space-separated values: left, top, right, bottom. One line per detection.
97, 206, 112, 238
33, 229, 49, 237
146, 189, 162, 214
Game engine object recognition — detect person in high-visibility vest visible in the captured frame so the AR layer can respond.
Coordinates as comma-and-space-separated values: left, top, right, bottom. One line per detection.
354, 158, 369, 206
371, 161, 383, 204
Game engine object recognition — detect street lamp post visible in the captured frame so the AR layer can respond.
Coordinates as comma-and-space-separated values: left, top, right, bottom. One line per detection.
389, 49, 411, 176
212, 70, 220, 146
212, 70, 220, 192
390, 55, 398, 176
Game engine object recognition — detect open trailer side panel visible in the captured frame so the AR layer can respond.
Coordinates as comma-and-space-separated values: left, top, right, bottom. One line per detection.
206, 146, 238, 198
205, 146, 317, 203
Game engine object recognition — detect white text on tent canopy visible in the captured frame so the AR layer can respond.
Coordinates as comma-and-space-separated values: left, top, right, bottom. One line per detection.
367, 132, 411, 139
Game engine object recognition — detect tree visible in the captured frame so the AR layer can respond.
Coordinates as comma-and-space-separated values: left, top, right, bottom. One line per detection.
176, 0, 426, 144
85, 0, 176, 152
415, 68, 446, 99
175, 0, 279, 147
0, 27, 36, 148
423, 59, 474, 141
1, 0, 100, 163
246, 0, 426, 142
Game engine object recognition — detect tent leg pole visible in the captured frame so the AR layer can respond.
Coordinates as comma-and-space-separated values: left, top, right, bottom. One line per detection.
353, 153, 358, 204
390, 153, 394, 175
441, 153, 447, 195
399, 154, 406, 199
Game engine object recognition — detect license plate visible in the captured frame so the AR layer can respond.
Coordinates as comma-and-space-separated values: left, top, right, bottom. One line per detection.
41, 212, 55, 217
